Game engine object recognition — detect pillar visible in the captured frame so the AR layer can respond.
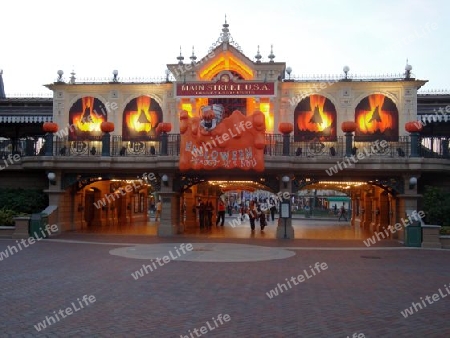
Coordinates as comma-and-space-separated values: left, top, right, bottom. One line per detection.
160, 132, 168, 155
276, 174, 294, 239
101, 132, 111, 156
282, 133, 290, 156
362, 191, 372, 232
44, 133, 54, 156
345, 132, 353, 157
157, 174, 181, 236
377, 191, 390, 235
410, 132, 420, 157
396, 174, 421, 242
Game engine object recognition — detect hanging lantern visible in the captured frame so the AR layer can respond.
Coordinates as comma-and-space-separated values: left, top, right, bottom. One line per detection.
405, 121, 422, 133
278, 122, 293, 134
341, 121, 357, 133
43, 122, 58, 133
101, 121, 115, 133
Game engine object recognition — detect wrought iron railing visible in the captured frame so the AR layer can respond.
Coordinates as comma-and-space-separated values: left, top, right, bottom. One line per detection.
4, 134, 448, 160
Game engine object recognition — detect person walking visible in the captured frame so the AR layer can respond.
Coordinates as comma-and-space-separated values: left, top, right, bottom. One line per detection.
338, 205, 347, 221
248, 201, 257, 231
155, 200, 162, 221
269, 197, 277, 222
206, 201, 214, 228
196, 198, 206, 229
216, 199, 226, 227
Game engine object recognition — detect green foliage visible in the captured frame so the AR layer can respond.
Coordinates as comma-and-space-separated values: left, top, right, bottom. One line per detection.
0, 209, 17, 226
423, 186, 450, 226
440, 226, 450, 235
0, 189, 48, 215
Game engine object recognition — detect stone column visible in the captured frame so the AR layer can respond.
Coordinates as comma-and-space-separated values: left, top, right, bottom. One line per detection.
396, 174, 421, 242
276, 175, 294, 239
157, 174, 181, 236
362, 192, 372, 232
345, 132, 353, 157
378, 191, 390, 235
101, 132, 111, 156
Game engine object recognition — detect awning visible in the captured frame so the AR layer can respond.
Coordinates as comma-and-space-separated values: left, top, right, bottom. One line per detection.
0, 115, 53, 123
419, 114, 450, 123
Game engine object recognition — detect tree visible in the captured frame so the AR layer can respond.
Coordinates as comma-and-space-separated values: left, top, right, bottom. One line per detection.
423, 185, 450, 226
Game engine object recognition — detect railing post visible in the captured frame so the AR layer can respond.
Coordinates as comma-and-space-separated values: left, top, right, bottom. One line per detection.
278, 123, 294, 156
345, 132, 353, 157
161, 132, 168, 156
282, 134, 290, 156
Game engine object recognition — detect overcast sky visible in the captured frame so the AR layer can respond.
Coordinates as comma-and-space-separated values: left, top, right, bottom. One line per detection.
0, 0, 448, 95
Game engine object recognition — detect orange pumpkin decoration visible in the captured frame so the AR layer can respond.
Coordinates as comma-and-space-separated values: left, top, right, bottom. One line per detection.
157, 122, 172, 133
405, 121, 422, 133
341, 121, 357, 133
180, 110, 189, 120
278, 122, 293, 134
100, 121, 114, 133
43, 122, 58, 133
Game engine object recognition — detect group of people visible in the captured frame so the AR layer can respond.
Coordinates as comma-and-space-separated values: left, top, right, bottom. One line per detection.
195, 198, 217, 229
246, 200, 268, 231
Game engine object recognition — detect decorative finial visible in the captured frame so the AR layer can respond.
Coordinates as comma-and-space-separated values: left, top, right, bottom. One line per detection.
190, 46, 197, 65
268, 45, 275, 62
70, 69, 76, 84
177, 46, 184, 65
405, 59, 412, 79
0, 69, 3, 75
255, 45, 262, 63
225, 14, 227, 24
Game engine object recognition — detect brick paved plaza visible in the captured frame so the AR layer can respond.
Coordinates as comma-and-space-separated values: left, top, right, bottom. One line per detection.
1, 223, 449, 337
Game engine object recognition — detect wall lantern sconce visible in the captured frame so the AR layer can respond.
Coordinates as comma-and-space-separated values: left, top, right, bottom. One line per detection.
162, 174, 169, 187
47, 172, 56, 185
282, 175, 290, 189
409, 176, 417, 190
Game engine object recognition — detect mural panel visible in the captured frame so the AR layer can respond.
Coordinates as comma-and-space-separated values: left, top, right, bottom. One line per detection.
355, 94, 398, 141
294, 95, 337, 141
68, 97, 107, 141
122, 96, 163, 141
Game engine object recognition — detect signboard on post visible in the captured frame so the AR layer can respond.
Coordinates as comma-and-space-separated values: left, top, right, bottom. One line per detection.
280, 201, 291, 239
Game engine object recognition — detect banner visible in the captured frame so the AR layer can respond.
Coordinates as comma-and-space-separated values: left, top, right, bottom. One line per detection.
179, 106, 266, 171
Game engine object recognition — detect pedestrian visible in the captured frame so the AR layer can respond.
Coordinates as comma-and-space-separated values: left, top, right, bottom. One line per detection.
216, 199, 226, 226
206, 201, 214, 228
338, 205, 347, 221
248, 201, 257, 231
269, 197, 277, 222
196, 198, 206, 229
258, 206, 267, 231
155, 200, 162, 221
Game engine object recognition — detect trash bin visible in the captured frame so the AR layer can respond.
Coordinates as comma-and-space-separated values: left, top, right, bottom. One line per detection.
404, 221, 422, 247
29, 213, 49, 239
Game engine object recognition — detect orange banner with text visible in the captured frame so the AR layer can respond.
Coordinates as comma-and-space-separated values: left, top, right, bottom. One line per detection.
179, 107, 265, 171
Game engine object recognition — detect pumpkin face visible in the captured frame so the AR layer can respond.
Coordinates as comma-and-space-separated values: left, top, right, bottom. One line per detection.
405, 121, 422, 133
341, 121, 357, 133
157, 122, 172, 133
43, 122, 58, 133
101, 122, 115, 133
278, 122, 293, 134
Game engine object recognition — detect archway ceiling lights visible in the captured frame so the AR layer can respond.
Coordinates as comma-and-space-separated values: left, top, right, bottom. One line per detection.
309, 181, 368, 190
208, 180, 267, 192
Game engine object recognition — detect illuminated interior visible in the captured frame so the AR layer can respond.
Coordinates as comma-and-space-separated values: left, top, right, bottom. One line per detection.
259, 99, 274, 133
209, 180, 267, 192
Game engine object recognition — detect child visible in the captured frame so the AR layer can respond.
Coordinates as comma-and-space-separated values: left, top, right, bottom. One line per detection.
258, 207, 267, 230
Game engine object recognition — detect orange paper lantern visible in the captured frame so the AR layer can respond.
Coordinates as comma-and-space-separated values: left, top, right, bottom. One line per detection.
157, 122, 172, 133
278, 122, 293, 134
341, 121, 357, 133
43, 122, 58, 133
100, 122, 115, 133
405, 121, 422, 133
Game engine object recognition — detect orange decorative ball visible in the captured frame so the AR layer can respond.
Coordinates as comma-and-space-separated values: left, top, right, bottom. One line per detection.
405, 121, 422, 133
341, 121, 357, 133
43, 122, 58, 133
157, 122, 172, 133
101, 122, 115, 133
180, 110, 189, 120
278, 122, 293, 134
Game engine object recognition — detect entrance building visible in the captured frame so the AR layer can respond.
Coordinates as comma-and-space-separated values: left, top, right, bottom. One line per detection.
0, 20, 449, 240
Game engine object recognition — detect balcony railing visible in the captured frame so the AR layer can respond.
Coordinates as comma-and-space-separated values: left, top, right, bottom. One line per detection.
0, 135, 448, 160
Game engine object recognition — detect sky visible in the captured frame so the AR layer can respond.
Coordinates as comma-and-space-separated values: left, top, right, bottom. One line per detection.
0, 0, 448, 96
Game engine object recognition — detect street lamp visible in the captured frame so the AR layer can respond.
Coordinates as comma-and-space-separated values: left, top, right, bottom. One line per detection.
343, 65, 350, 80
409, 176, 417, 190
47, 172, 56, 185
282, 175, 290, 188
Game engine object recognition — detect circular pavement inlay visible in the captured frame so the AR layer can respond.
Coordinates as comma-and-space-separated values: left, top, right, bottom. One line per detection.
109, 243, 296, 262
